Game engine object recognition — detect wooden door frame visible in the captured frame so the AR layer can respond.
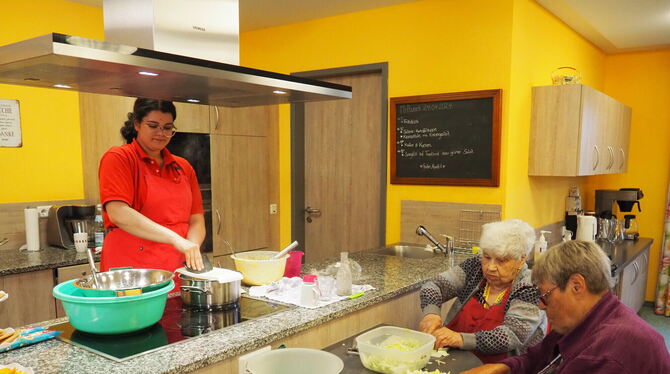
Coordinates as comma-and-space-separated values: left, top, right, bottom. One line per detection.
290, 62, 388, 248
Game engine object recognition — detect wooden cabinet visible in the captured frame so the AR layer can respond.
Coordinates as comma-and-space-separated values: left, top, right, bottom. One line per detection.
0, 270, 57, 327
617, 246, 649, 313
174, 102, 210, 133
209, 106, 271, 136
211, 134, 270, 256
528, 84, 631, 176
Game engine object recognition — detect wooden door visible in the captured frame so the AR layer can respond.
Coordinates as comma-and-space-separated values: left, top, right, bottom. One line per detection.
303, 72, 384, 262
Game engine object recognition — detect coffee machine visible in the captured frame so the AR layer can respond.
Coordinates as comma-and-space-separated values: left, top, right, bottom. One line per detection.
595, 188, 643, 218
47, 204, 96, 249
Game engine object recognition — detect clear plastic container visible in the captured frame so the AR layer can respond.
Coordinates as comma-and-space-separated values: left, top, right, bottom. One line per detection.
355, 326, 435, 374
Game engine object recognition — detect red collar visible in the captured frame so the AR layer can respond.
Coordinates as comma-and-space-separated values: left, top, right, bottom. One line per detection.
131, 139, 177, 165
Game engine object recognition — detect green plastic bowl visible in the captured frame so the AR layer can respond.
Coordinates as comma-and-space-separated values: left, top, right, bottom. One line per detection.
53, 279, 173, 335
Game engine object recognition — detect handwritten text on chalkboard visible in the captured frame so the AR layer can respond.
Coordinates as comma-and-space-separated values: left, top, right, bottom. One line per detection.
390, 90, 501, 186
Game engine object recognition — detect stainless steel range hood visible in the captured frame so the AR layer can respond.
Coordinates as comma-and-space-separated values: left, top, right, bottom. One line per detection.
0, 33, 351, 107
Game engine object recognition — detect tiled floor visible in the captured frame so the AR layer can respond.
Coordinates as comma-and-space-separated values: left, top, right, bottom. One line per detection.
639, 302, 670, 350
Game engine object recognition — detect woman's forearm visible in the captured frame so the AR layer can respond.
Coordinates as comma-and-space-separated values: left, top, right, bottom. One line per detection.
106, 201, 183, 246
186, 214, 205, 246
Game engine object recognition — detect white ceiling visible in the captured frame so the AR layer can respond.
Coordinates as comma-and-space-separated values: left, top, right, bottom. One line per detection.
67, 0, 419, 32
536, 0, 670, 53
69, 0, 670, 53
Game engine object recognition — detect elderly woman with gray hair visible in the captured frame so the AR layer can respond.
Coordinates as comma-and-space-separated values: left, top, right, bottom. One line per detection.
419, 219, 547, 364
464, 240, 670, 374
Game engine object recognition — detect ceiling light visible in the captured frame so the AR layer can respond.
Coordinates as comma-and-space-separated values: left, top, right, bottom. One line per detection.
53, 84, 71, 88
138, 71, 159, 77
186, 98, 200, 103
273, 90, 287, 95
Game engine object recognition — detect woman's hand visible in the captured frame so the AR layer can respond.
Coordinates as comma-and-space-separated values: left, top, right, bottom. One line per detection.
419, 314, 443, 335
172, 236, 204, 271
432, 327, 464, 349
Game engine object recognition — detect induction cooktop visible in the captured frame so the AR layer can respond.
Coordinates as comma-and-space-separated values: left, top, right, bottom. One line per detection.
52, 295, 291, 362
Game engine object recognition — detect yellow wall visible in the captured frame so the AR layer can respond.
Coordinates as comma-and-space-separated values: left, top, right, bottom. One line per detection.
0, 1, 103, 203
241, 0, 516, 245
586, 50, 670, 299
505, 0, 605, 225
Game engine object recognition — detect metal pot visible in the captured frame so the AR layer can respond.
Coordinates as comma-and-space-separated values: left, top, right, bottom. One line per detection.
179, 274, 241, 309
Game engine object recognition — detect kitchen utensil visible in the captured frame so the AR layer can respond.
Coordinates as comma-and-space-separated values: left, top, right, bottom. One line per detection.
73, 232, 88, 253
223, 239, 236, 256
355, 326, 435, 374
178, 268, 243, 309
576, 215, 597, 241
283, 251, 304, 278
247, 348, 344, 374
624, 214, 639, 240
74, 266, 173, 297
183, 252, 213, 274
300, 275, 320, 307
85, 247, 100, 289
53, 279, 173, 334
231, 250, 288, 286
272, 241, 299, 259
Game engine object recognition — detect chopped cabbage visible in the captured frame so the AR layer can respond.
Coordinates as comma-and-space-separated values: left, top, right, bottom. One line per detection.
406, 370, 450, 374
430, 349, 450, 358
360, 353, 429, 374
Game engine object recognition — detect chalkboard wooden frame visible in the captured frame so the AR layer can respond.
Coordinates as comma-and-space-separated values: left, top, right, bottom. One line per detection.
390, 89, 501, 186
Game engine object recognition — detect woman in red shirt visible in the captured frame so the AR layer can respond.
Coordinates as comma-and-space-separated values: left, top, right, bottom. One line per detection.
98, 98, 205, 277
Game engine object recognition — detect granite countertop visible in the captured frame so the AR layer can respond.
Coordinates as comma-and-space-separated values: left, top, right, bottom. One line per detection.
0, 250, 452, 374
0, 246, 100, 276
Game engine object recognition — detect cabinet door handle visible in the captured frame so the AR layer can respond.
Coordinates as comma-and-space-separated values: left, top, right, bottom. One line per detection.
631, 262, 639, 285
619, 148, 625, 169
607, 146, 614, 169
592, 145, 600, 171
214, 106, 220, 131
215, 209, 222, 235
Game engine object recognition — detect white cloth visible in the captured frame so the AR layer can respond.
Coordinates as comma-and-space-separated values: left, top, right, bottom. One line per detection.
248, 277, 375, 309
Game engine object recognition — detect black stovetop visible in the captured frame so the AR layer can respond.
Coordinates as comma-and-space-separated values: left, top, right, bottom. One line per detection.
52, 295, 291, 362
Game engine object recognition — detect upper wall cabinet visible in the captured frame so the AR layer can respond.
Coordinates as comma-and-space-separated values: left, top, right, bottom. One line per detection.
528, 84, 631, 176
209, 106, 271, 136
174, 102, 210, 133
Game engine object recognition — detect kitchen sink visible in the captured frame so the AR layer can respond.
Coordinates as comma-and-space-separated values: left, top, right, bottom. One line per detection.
371, 242, 441, 259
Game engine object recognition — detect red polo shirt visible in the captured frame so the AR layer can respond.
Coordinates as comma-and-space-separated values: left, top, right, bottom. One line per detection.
98, 139, 204, 229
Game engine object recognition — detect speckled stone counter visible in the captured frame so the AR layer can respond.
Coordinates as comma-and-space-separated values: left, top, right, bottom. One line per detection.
0, 251, 452, 374
0, 246, 100, 276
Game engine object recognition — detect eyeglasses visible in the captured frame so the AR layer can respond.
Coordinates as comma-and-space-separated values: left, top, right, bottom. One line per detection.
539, 285, 558, 305
143, 122, 177, 137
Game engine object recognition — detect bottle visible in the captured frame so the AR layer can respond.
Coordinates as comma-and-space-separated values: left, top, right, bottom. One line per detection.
336, 252, 352, 296
94, 204, 105, 248
534, 231, 550, 261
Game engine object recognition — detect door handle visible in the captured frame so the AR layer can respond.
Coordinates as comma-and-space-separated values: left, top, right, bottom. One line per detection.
215, 209, 222, 235
305, 207, 321, 215
592, 145, 600, 171
214, 106, 220, 131
607, 146, 614, 169
619, 148, 625, 169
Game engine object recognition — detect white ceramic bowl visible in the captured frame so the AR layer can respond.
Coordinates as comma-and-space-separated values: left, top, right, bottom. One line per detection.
246, 348, 343, 374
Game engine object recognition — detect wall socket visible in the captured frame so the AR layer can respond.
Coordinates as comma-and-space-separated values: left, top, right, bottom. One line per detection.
269, 204, 278, 215
238, 345, 271, 374
36, 205, 52, 218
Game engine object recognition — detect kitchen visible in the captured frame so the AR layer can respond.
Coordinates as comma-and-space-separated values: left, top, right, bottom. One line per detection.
1, 0, 670, 373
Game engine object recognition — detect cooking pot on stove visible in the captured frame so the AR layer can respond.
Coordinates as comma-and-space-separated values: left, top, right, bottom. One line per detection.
177, 268, 243, 309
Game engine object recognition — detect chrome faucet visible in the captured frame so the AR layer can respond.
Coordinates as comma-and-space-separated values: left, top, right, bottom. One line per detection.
416, 225, 449, 255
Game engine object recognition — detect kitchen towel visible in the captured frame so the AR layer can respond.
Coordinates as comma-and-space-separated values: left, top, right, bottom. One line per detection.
248, 277, 374, 309
22, 208, 40, 251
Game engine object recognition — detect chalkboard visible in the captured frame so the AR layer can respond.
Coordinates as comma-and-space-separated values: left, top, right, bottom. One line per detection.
390, 90, 501, 186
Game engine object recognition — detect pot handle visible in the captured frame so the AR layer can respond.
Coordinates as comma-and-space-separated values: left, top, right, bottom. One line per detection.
181, 285, 209, 294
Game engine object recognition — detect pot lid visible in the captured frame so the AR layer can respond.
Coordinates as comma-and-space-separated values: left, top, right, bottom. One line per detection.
176, 267, 243, 282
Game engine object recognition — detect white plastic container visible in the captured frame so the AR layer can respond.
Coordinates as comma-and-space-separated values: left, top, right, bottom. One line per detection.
355, 326, 435, 374
246, 348, 343, 374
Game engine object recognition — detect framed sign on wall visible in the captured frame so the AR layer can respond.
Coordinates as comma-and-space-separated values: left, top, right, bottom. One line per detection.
0, 99, 22, 148
390, 89, 501, 187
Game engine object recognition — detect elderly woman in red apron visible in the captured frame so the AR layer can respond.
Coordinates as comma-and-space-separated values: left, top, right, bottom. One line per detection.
98, 98, 205, 286
419, 219, 547, 364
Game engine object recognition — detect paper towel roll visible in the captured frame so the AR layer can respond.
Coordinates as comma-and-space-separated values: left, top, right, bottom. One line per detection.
24, 208, 40, 251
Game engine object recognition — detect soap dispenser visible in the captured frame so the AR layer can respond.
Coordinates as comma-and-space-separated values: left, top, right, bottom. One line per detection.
534, 231, 551, 260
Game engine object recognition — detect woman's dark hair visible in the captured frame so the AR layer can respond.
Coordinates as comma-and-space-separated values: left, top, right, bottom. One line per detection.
120, 98, 177, 144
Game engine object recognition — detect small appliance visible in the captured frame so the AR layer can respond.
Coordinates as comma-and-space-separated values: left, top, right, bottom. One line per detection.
46, 204, 96, 249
